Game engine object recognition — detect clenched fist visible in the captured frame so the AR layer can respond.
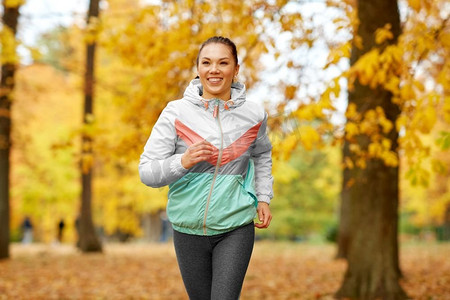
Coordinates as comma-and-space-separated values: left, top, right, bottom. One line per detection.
181, 140, 215, 169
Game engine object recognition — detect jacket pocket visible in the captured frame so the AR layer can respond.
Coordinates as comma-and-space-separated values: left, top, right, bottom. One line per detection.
167, 173, 210, 230
206, 174, 257, 231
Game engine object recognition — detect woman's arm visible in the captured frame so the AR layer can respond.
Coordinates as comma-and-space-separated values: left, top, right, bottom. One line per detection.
252, 113, 274, 229
251, 113, 274, 204
139, 103, 188, 188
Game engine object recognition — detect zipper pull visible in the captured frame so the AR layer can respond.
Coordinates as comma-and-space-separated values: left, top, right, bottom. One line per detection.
213, 99, 219, 118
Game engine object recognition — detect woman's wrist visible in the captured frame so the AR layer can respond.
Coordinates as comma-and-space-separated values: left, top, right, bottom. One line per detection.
257, 195, 271, 205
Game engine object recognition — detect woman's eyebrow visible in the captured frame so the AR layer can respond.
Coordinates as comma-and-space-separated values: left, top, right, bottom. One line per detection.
201, 57, 230, 61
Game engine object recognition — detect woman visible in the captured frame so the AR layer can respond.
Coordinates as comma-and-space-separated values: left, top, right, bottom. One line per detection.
139, 36, 273, 300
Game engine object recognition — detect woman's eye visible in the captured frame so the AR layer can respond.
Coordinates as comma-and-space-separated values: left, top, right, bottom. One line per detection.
220, 62, 228, 65
202, 61, 210, 65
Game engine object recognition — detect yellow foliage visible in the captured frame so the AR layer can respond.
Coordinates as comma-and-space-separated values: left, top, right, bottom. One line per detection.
1, 27, 20, 64
431, 158, 447, 175
440, 32, 450, 49
443, 96, 450, 123
284, 85, 297, 100
381, 151, 399, 167
325, 42, 350, 67
414, 106, 437, 134
375, 23, 394, 44
353, 35, 363, 50
273, 159, 299, 184
344, 156, 354, 169
345, 103, 359, 120
4, 0, 24, 8
400, 84, 415, 102
345, 122, 359, 139
300, 125, 321, 150
408, 0, 421, 12
294, 104, 317, 121
368, 142, 382, 157
355, 158, 366, 169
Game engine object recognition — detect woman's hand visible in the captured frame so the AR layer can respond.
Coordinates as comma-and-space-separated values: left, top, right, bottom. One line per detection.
255, 202, 272, 229
181, 140, 215, 169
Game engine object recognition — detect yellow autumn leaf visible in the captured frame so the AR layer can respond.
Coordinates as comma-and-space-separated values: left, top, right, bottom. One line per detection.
345, 103, 359, 120
349, 143, 361, 154
381, 151, 399, 167
408, 0, 421, 12
375, 23, 394, 44
345, 122, 359, 139
356, 158, 367, 169
368, 142, 382, 156
384, 76, 400, 94
284, 85, 297, 100
379, 116, 393, 134
353, 35, 363, 49
382, 138, 392, 150
399, 84, 415, 101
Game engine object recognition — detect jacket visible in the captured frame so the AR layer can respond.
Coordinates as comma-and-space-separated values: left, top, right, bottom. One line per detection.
139, 79, 273, 235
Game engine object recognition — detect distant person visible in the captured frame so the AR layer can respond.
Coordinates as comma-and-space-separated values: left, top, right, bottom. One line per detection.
21, 216, 33, 244
159, 210, 172, 242
57, 219, 65, 243
139, 36, 273, 299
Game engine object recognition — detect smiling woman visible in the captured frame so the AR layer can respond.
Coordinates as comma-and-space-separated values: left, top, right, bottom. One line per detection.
139, 36, 274, 299
197, 39, 240, 101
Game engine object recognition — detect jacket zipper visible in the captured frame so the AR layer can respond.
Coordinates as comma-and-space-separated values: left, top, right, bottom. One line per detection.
203, 99, 224, 235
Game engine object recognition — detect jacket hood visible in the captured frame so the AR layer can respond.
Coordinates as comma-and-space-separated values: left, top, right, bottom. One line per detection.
183, 78, 246, 112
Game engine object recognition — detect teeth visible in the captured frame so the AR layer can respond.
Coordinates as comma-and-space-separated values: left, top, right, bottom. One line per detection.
209, 78, 222, 83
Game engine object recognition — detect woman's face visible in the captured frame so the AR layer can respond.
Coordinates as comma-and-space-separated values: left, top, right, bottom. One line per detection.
197, 43, 239, 100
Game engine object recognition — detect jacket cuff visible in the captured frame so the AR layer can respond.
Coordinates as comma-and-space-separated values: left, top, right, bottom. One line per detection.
170, 154, 189, 175
257, 195, 271, 205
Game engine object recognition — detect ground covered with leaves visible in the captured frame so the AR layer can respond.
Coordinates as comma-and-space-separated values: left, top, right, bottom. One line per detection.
0, 242, 449, 299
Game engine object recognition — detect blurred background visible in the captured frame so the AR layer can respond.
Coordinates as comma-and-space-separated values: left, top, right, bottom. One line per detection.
1, 0, 449, 298
4, 0, 449, 246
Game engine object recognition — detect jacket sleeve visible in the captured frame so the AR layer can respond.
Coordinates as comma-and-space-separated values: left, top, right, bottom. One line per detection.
251, 112, 274, 204
139, 102, 188, 188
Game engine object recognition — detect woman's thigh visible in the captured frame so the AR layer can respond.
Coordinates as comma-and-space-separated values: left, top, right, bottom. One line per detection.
173, 230, 213, 300
211, 223, 255, 300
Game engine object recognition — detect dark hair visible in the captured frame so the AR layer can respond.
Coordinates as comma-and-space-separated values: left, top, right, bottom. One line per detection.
196, 36, 238, 67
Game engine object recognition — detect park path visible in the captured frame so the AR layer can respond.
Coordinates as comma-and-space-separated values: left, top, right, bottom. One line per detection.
0, 242, 449, 299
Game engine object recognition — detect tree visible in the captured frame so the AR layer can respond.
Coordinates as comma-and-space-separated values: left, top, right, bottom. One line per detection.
78, 0, 102, 252
0, 0, 22, 260
335, 0, 407, 298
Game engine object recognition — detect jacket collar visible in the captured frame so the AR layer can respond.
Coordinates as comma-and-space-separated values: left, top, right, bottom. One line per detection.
183, 78, 246, 112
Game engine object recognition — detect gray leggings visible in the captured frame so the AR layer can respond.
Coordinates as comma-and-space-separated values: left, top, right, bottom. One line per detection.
173, 222, 255, 300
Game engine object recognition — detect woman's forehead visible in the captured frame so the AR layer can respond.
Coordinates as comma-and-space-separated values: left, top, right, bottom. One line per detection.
199, 43, 233, 59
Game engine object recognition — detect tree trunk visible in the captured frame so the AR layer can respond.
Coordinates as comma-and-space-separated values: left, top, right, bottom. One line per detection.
441, 203, 450, 241
336, 152, 352, 259
78, 0, 102, 253
0, 2, 21, 260
336, 0, 407, 298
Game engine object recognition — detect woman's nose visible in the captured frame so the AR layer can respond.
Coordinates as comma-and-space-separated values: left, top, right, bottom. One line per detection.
210, 63, 219, 73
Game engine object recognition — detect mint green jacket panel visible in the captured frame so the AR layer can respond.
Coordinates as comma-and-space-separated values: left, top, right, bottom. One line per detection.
204, 162, 258, 235
167, 161, 257, 235
167, 172, 211, 232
